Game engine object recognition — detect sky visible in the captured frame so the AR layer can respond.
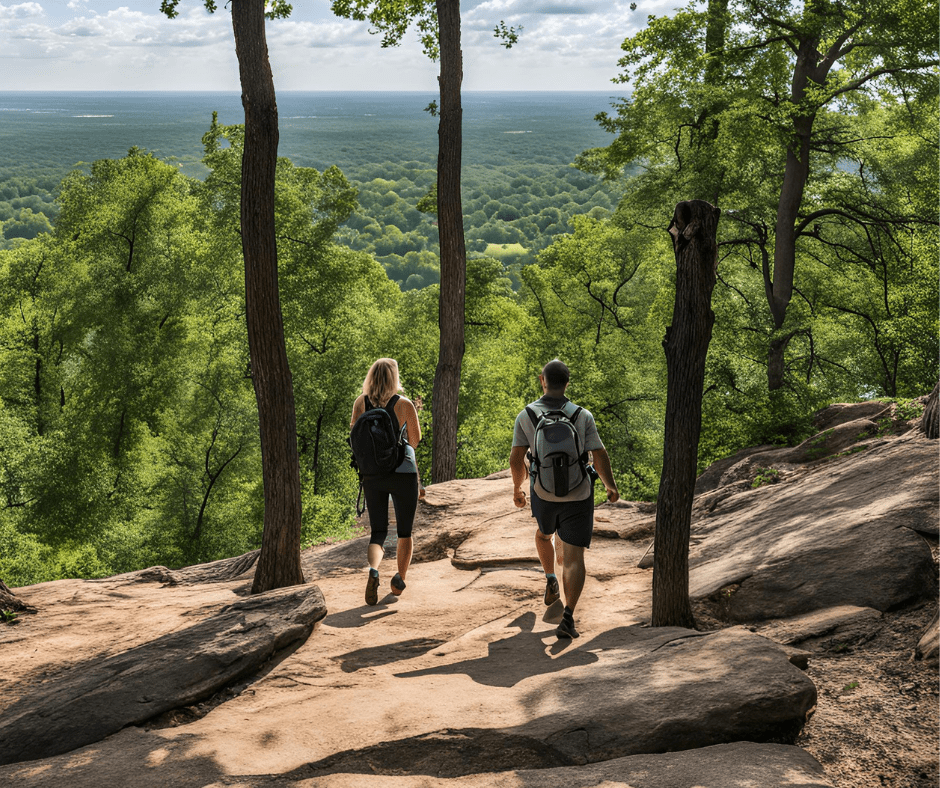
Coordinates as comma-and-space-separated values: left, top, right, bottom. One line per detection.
0, 0, 679, 91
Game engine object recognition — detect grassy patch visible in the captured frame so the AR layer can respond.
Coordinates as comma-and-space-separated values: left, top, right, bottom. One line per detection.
751, 467, 780, 488
484, 242, 527, 258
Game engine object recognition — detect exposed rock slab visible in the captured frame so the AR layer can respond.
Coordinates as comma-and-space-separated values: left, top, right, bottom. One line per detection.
12, 415, 938, 784
0, 737, 838, 788
813, 401, 894, 433
277, 742, 835, 788
0, 584, 326, 766
526, 627, 816, 761
756, 605, 884, 647
689, 434, 938, 622
383, 625, 817, 767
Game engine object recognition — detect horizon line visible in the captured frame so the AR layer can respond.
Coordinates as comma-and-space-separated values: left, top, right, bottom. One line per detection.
0, 88, 625, 94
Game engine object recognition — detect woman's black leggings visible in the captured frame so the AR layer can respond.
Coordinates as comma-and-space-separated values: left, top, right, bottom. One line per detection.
363, 472, 419, 546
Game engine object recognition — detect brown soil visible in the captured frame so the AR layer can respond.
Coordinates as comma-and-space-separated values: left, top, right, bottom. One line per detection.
796, 573, 939, 787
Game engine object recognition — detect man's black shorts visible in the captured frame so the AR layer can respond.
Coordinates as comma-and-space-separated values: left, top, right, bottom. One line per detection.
530, 486, 594, 548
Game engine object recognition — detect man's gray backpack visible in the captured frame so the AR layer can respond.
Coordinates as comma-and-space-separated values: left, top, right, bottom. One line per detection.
526, 401, 588, 498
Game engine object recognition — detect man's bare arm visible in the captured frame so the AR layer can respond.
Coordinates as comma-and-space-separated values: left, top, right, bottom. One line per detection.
591, 448, 619, 503
509, 445, 529, 508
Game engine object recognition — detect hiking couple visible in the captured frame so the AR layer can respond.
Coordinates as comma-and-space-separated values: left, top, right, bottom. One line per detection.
351, 357, 618, 639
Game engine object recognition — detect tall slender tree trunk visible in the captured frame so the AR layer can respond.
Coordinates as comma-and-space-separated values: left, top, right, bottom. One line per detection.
767, 38, 819, 391
430, 0, 466, 484
652, 200, 721, 628
231, 0, 304, 593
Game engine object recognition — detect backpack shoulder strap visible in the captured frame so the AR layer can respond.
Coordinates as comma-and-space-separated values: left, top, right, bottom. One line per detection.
363, 395, 373, 411
563, 402, 587, 461
524, 405, 541, 429
384, 394, 401, 434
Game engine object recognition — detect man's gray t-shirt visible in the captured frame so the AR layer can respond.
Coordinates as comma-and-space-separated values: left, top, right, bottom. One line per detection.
512, 396, 604, 502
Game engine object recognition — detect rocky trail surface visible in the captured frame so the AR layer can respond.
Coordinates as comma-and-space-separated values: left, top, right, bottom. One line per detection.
1, 402, 937, 788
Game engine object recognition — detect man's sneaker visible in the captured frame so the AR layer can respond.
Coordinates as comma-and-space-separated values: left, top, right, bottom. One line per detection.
365, 569, 380, 606
556, 611, 580, 639
544, 575, 560, 606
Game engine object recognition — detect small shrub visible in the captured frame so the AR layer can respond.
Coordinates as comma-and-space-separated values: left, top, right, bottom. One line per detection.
751, 467, 780, 488
895, 399, 925, 422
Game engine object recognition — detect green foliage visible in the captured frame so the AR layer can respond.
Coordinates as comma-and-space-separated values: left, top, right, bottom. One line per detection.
160, 0, 293, 21
338, 160, 613, 284
1, 208, 53, 247
577, 0, 939, 408
0, 123, 414, 583
750, 467, 779, 488
493, 20, 522, 49
331, 0, 439, 58
893, 399, 925, 422
1, 64, 935, 584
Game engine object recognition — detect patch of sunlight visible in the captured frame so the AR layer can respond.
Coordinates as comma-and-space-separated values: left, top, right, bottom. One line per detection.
484, 243, 526, 258
146, 748, 171, 766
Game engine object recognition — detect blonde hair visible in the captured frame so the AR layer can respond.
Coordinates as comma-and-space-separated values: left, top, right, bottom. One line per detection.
363, 358, 401, 407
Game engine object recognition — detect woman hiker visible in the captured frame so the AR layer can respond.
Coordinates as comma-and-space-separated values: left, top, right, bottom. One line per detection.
350, 358, 423, 605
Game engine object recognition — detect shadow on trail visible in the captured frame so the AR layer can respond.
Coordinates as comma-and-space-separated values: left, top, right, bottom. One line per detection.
393, 611, 598, 687
324, 602, 398, 629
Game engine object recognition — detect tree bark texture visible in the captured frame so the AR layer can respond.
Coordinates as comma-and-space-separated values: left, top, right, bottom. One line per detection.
767, 30, 828, 391
231, 0, 304, 593
430, 0, 466, 484
1, 579, 35, 613
922, 381, 939, 439
652, 200, 721, 628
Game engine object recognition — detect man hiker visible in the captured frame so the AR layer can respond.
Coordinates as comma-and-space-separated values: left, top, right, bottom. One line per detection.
509, 359, 619, 639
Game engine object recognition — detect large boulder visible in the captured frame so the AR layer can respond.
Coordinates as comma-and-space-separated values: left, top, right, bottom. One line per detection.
285, 742, 835, 788
689, 434, 937, 623
356, 625, 819, 769
0, 584, 326, 765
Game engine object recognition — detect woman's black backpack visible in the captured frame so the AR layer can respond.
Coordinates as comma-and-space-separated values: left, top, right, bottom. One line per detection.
349, 395, 407, 478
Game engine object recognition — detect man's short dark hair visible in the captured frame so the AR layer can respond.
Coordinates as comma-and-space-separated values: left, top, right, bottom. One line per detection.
542, 359, 570, 388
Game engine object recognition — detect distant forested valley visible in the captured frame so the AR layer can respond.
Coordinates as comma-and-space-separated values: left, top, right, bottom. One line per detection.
0, 7, 936, 590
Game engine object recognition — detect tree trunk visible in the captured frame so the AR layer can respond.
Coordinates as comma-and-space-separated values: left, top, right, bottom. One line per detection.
922, 381, 939, 439
767, 332, 795, 392
767, 36, 820, 391
652, 200, 721, 628
0, 579, 35, 613
430, 0, 466, 484
231, 0, 304, 594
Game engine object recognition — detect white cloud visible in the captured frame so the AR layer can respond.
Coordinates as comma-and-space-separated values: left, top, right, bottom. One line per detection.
0, 0, 681, 90
0, 2, 43, 20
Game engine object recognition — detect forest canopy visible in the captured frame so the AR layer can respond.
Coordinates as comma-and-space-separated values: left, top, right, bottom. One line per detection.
0, 1, 936, 588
